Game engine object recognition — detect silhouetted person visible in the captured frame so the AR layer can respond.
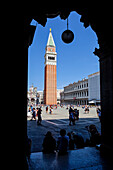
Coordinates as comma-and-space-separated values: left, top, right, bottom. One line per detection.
42, 131, 56, 154
57, 129, 69, 155
72, 132, 84, 149
37, 107, 42, 125
67, 132, 74, 150
88, 124, 101, 146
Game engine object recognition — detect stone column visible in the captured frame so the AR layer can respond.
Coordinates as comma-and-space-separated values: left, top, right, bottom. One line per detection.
24, 17, 36, 168
94, 47, 113, 153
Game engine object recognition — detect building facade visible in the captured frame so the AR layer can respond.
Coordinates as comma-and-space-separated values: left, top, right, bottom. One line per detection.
60, 72, 100, 105
62, 78, 88, 105
27, 85, 40, 105
28, 85, 61, 105
88, 72, 100, 105
44, 28, 57, 105
57, 89, 63, 104
37, 91, 44, 104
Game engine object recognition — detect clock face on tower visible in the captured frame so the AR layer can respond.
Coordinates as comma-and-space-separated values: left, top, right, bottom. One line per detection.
50, 48, 53, 51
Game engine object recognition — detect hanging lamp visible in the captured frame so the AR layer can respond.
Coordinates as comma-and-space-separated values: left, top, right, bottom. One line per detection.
61, 17, 74, 44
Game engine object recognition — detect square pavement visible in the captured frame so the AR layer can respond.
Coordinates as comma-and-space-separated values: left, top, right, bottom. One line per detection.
27, 106, 101, 152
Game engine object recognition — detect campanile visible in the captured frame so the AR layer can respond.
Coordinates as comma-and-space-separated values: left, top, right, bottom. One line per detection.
44, 28, 57, 105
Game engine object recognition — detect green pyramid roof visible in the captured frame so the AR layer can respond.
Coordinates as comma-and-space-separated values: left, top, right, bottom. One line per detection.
47, 29, 55, 47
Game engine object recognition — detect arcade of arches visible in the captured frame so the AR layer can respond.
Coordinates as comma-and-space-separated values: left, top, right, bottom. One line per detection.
24, 6, 112, 163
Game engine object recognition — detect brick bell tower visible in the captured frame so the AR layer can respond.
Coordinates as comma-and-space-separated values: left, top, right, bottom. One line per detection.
44, 28, 57, 105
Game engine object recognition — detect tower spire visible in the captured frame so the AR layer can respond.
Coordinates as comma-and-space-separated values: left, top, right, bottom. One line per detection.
47, 28, 55, 47
44, 29, 57, 105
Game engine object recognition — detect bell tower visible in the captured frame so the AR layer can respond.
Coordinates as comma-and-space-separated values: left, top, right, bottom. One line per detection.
44, 28, 57, 105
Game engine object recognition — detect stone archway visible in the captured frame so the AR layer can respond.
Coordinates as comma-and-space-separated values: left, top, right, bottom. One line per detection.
24, 7, 113, 165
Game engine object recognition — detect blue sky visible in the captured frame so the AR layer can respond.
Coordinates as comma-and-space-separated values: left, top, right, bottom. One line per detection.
28, 11, 99, 91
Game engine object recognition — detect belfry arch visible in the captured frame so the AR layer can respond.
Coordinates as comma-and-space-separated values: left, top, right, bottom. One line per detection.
24, 6, 112, 166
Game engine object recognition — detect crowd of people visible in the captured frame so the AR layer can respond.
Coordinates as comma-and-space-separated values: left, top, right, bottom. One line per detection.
28, 105, 42, 125
26, 126, 101, 162
27, 104, 101, 126
46, 105, 57, 114
28, 105, 80, 126
26, 104, 101, 162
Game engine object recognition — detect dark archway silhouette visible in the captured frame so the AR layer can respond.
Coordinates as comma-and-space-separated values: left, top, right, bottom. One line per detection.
24, 6, 112, 168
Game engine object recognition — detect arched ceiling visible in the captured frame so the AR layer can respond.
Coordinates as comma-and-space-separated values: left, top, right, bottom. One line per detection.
24, 6, 112, 54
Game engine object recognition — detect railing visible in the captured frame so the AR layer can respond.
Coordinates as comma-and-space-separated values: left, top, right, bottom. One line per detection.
64, 96, 88, 100
64, 87, 88, 94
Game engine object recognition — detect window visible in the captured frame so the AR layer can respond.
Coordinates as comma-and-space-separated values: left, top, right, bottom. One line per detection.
48, 56, 55, 60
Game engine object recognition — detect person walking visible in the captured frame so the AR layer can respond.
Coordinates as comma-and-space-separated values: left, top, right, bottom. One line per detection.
69, 107, 75, 125
98, 109, 101, 122
51, 106, 53, 114
30, 108, 36, 121
97, 108, 101, 122
49, 108, 52, 114
46, 106, 48, 113
37, 107, 42, 125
